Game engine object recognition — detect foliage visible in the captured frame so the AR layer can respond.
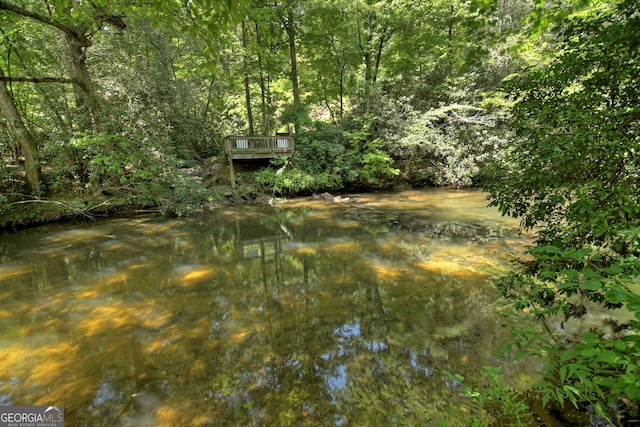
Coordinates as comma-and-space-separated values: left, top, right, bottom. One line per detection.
484, 0, 640, 415
0, 193, 10, 218
156, 174, 211, 217
269, 124, 350, 193
253, 164, 324, 196
0, 155, 24, 198
70, 133, 208, 216
1, 0, 543, 219
447, 366, 533, 426
294, 124, 348, 175
395, 103, 509, 186
344, 114, 399, 187
254, 117, 399, 195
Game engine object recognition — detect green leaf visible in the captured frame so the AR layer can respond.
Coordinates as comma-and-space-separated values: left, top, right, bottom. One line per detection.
560, 269, 579, 280
567, 247, 591, 260
539, 269, 557, 279
536, 245, 562, 255
605, 288, 628, 304
602, 265, 624, 275
580, 348, 599, 358
579, 280, 602, 291
559, 366, 567, 382
557, 281, 576, 290
625, 385, 640, 400
581, 332, 600, 344
597, 350, 621, 364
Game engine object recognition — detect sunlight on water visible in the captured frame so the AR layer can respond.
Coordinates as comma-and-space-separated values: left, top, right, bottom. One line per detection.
0, 188, 532, 426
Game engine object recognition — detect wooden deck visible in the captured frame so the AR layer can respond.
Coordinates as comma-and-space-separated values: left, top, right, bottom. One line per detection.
224, 136, 295, 160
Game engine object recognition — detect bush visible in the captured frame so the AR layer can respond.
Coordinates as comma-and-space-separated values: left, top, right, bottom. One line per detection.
252, 158, 342, 196
157, 174, 211, 217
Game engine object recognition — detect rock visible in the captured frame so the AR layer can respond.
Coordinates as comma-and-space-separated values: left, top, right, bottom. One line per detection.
314, 192, 335, 200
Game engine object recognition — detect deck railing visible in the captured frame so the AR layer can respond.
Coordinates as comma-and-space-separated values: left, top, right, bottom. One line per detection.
224, 136, 295, 159
240, 237, 297, 259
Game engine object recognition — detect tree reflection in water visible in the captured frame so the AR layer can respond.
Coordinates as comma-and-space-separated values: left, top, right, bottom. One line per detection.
0, 189, 532, 426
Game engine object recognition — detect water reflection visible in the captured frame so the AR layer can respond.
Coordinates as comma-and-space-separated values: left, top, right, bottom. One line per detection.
0, 189, 530, 425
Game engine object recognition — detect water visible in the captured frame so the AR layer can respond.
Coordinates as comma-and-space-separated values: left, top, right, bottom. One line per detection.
0, 189, 532, 426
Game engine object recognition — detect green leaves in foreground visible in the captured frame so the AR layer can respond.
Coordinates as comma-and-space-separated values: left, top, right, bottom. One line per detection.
484, 0, 640, 417
445, 367, 533, 427
498, 241, 640, 413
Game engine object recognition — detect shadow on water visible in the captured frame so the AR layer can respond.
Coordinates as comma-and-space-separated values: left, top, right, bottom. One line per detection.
0, 188, 535, 426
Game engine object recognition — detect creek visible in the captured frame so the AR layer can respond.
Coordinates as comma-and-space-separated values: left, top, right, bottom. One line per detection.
0, 188, 534, 425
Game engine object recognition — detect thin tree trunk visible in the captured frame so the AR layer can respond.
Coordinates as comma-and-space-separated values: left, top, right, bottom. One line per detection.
318, 71, 335, 124
0, 76, 76, 84
373, 28, 392, 83
255, 22, 269, 135
241, 20, 255, 135
329, 34, 345, 120
339, 65, 344, 119
266, 75, 273, 134
0, 67, 43, 193
285, 9, 300, 131
356, 2, 374, 111
203, 77, 215, 124
447, 4, 454, 78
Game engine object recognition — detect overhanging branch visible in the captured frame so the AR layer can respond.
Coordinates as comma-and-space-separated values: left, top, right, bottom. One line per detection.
0, 76, 78, 84
0, 0, 72, 35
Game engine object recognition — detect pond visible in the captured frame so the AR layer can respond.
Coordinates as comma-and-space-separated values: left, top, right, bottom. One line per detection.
0, 188, 533, 426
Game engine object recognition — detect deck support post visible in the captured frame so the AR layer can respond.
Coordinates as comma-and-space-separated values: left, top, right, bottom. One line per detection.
228, 155, 236, 188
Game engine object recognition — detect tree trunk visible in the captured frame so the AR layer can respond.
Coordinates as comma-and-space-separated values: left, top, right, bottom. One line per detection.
285, 9, 301, 131
255, 22, 270, 135
241, 20, 255, 135
64, 31, 104, 134
356, 4, 374, 111
339, 65, 345, 119
329, 34, 345, 120
447, 3, 455, 78
0, 67, 43, 193
318, 72, 335, 124
373, 27, 392, 84
355, 2, 394, 111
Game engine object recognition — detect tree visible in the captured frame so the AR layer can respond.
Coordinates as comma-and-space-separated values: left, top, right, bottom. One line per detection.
396, 104, 509, 186
303, 0, 359, 122
284, 6, 301, 122
354, 0, 398, 111
264, 0, 304, 132
0, 0, 127, 133
0, 66, 42, 192
241, 20, 255, 135
484, 0, 640, 417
